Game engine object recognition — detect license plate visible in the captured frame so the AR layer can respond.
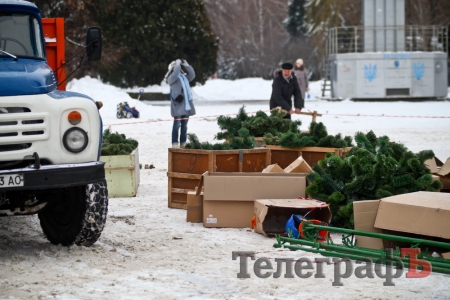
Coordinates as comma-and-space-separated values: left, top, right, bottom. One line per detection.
0, 174, 24, 188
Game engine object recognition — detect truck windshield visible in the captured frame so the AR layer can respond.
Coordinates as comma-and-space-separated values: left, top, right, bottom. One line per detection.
0, 14, 45, 59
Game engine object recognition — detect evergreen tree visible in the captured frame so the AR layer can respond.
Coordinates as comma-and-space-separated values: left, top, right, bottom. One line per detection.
95, 0, 218, 87
33, 0, 218, 87
284, 0, 307, 37
306, 131, 443, 228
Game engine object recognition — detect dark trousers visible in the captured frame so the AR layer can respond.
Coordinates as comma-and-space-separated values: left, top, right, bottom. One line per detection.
172, 115, 189, 144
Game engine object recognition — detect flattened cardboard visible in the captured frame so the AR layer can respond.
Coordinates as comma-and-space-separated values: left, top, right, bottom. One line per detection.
186, 191, 203, 223
199, 172, 306, 228
437, 158, 450, 189
353, 200, 383, 249
424, 157, 439, 174
374, 191, 450, 239
262, 163, 285, 173
254, 199, 331, 236
284, 156, 313, 173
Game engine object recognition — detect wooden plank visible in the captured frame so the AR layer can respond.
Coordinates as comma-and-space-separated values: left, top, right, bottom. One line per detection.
268, 146, 353, 168
270, 148, 303, 169
170, 151, 210, 174
241, 151, 270, 172
171, 188, 194, 194
167, 172, 202, 180
296, 146, 338, 153
104, 166, 135, 171
168, 172, 173, 208
169, 202, 186, 209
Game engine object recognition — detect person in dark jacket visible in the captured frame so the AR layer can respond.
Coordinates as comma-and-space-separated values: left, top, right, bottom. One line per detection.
269, 62, 303, 119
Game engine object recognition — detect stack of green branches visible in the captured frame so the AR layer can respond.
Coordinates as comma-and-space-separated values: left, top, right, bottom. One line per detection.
216, 106, 301, 140
101, 129, 139, 155
184, 106, 301, 150
305, 130, 443, 228
184, 129, 255, 150
263, 121, 354, 148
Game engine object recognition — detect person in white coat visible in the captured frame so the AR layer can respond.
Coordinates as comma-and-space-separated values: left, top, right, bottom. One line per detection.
164, 59, 196, 148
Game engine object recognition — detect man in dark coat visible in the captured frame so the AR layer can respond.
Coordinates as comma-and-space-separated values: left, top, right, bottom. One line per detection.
269, 62, 304, 119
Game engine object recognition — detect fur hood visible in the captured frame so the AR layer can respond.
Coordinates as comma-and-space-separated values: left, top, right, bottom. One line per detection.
273, 68, 296, 80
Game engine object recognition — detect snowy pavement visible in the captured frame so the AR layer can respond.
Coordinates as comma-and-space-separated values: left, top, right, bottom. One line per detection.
0, 77, 449, 299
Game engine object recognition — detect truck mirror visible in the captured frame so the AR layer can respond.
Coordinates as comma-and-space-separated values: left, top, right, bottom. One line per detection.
86, 27, 102, 62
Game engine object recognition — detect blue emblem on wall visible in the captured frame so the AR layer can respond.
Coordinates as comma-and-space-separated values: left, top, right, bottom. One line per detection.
413, 62, 425, 80
394, 61, 399, 68
364, 64, 377, 82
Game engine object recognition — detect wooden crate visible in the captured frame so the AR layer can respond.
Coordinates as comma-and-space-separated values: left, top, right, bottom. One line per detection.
266, 145, 352, 169
168, 148, 271, 209
100, 147, 140, 197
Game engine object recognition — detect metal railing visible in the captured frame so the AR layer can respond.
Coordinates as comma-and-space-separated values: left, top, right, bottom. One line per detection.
327, 25, 448, 55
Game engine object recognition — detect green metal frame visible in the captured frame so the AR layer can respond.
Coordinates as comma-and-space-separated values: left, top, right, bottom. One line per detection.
274, 221, 450, 275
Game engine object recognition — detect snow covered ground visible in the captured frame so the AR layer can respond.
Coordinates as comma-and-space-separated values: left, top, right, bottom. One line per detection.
1, 76, 450, 299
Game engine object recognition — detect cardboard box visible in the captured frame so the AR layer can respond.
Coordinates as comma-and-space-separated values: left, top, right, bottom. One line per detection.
437, 158, 450, 190
424, 156, 444, 174
186, 191, 203, 223
197, 172, 306, 228
254, 199, 331, 236
262, 163, 285, 173
353, 200, 383, 249
374, 191, 450, 240
284, 156, 313, 173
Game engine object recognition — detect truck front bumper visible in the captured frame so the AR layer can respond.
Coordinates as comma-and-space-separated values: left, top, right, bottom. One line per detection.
0, 161, 105, 191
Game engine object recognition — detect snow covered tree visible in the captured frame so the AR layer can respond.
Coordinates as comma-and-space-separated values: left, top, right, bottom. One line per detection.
284, 0, 307, 37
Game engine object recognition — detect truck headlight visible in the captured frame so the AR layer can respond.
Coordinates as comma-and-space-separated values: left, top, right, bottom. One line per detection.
63, 127, 89, 153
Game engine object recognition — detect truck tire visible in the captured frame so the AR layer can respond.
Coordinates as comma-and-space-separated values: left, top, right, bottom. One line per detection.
38, 181, 108, 247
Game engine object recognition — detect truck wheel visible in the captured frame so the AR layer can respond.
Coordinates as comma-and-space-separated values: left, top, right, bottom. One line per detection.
38, 181, 108, 247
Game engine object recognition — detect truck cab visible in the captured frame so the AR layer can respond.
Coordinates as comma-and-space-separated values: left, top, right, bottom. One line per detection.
0, 0, 108, 247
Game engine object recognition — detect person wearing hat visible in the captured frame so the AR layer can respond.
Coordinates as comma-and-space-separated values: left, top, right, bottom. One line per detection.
164, 59, 196, 148
293, 58, 309, 101
269, 62, 303, 119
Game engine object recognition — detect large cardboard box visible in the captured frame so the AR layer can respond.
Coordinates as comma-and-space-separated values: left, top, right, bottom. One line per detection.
374, 191, 450, 240
254, 199, 331, 236
353, 200, 383, 249
284, 156, 313, 173
197, 172, 306, 228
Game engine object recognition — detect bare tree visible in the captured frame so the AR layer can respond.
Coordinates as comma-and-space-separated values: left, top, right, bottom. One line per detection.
204, 0, 316, 79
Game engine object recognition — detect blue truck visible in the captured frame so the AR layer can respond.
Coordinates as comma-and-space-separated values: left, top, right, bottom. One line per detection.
0, 0, 108, 246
